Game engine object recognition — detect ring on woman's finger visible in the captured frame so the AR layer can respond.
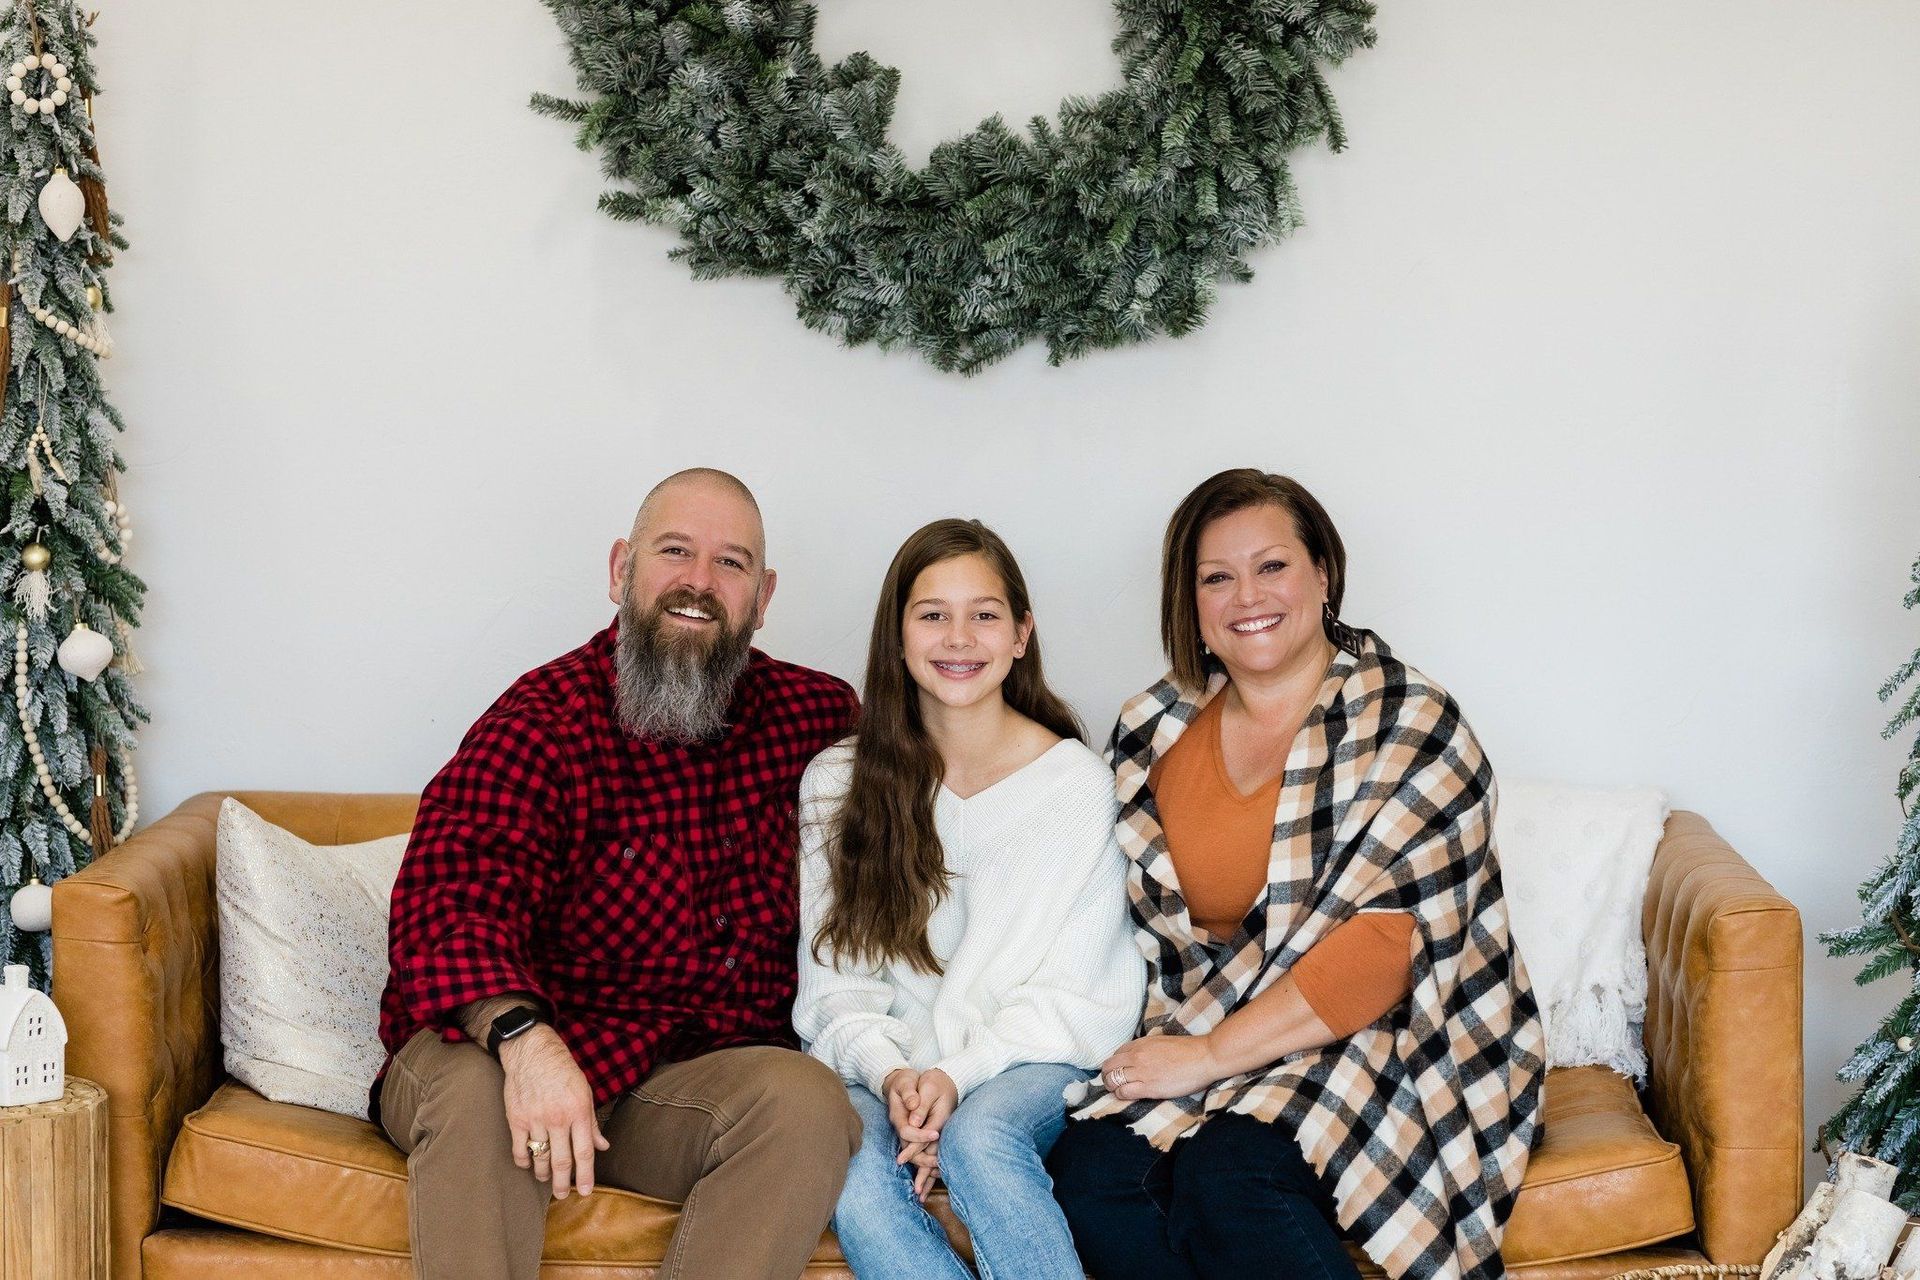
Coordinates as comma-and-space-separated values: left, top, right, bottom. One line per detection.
527, 1137, 551, 1157
1107, 1067, 1128, 1087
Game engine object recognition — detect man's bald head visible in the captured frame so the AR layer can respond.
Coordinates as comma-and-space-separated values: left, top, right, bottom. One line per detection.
630, 468, 764, 557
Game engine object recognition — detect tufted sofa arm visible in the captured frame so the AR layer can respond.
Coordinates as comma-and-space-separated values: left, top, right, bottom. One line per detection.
1641, 811, 1803, 1264
51, 792, 229, 1280
49, 790, 423, 1280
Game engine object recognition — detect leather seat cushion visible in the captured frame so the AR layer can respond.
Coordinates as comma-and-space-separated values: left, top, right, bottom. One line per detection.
161, 1081, 955, 1265
164, 1066, 1688, 1267
1502, 1065, 1694, 1263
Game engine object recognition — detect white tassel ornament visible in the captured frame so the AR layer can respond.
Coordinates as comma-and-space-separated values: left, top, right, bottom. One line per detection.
14, 541, 50, 624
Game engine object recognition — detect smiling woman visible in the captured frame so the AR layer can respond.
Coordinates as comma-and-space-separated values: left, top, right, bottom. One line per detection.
1047, 468, 1544, 1280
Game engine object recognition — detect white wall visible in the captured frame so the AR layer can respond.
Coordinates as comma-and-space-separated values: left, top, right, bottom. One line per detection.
96, 1, 1919, 1186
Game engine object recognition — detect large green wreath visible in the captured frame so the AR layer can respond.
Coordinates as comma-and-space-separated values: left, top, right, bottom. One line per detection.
534, 0, 1376, 373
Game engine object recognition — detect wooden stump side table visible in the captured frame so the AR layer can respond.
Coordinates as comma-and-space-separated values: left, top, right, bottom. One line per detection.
0, 1076, 108, 1279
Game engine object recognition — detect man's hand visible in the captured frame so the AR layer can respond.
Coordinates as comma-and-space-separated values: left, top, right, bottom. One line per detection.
1099, 1033, 1224, 1103
501, 1026, 609, 1199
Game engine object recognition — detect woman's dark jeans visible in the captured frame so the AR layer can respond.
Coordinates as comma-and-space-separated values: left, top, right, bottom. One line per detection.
1046, 1111, 1363, 1280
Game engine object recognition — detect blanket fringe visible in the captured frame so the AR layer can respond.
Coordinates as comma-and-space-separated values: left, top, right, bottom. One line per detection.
1605, 1266, 1759, 1279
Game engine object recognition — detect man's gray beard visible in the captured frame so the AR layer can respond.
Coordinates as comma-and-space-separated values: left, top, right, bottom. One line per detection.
615, 593, 754, 744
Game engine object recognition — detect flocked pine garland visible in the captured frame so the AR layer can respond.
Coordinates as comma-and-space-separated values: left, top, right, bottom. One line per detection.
534, 0, 1377, 373
0, 0, 143, 987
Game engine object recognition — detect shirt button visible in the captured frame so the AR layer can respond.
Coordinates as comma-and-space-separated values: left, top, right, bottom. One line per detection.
622, 847, 637, 862
723, 956, 736, 970
714, 914, 729, 930
722, 837, 734, 852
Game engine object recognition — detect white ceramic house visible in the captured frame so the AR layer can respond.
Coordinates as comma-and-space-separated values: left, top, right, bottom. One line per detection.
0, 963, 65, 1106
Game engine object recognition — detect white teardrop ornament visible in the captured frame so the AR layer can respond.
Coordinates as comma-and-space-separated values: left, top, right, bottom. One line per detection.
38, 167, 84, 242
57, 622, 113, 680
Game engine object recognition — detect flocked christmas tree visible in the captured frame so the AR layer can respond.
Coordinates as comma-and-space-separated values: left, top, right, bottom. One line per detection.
1824, 552, 1920, 1204
0, 0, 141, 989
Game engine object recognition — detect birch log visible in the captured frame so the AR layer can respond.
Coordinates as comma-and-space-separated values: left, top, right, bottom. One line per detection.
1766, 1184, 1841, 1280
1889, 1224, 1920, 1278
1809, 1190, 1909, 1280
1837, 1154, 1902, 1201
1764, 1155, 1906, 1280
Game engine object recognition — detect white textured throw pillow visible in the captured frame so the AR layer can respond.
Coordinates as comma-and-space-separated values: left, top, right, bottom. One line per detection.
1494, 780, 1670, 1082
215, 798, 407, 1119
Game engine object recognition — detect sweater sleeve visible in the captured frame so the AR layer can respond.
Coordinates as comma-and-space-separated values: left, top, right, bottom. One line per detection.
1289, 911, 1418, 1038
790, 748, 917, 1096
930, 762, 1147, 1100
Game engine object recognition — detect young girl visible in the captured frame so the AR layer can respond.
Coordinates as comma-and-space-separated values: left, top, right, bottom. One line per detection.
794, 518, 1144, 1280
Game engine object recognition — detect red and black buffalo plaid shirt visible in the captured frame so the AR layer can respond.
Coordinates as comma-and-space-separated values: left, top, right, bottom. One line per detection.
375, 619, 858, 1110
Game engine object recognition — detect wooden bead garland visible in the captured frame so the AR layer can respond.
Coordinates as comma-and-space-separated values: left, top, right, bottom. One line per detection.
7, 248, 110, 356
12, 621, 136, 846
96, 497, 129, 566
6, 51, 71, 121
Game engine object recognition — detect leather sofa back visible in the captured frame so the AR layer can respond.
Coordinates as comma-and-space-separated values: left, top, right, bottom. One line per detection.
1641, 811, 1803, 1262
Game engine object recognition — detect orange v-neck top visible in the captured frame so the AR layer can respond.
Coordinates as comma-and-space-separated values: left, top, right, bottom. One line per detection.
1151, 695, 1416, 1039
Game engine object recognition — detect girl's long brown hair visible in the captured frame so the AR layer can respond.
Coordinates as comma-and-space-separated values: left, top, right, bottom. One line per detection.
813, 519, 1084, 975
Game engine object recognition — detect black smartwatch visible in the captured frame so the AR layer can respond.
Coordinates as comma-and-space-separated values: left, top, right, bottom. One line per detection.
487, 1006, 545, 1057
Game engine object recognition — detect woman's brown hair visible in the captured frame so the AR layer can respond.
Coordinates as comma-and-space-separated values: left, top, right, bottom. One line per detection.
1160, 469, 1353, 689
812, 519, 1084, 975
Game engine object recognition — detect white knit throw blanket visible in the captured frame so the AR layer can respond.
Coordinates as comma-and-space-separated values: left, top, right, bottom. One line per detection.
1494, 780, 1670, 1081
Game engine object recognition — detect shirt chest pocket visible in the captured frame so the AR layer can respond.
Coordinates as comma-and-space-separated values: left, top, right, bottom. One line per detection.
562, 834, 698, 965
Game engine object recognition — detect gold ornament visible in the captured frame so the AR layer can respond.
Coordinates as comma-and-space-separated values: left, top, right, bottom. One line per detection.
86, 283, 102, 310
21, 542, 50, 573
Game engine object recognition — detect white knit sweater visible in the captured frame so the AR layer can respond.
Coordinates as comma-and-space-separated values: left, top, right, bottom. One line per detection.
793, 738, 1146, 1101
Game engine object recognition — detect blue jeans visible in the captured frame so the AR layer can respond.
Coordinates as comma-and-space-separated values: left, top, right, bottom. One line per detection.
834, 1062, 1088, 1280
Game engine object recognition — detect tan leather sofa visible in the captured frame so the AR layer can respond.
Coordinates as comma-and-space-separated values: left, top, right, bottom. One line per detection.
50, 792, 1804, 1279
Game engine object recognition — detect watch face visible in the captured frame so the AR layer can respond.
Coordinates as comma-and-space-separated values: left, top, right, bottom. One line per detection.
493, 1007, 539, 1047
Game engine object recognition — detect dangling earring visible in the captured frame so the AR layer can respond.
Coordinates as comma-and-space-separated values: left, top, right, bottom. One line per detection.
1323, 600, 1356, 652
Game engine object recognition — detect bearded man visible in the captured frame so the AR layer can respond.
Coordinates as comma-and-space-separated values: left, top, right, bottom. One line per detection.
374, 469, 861, 1280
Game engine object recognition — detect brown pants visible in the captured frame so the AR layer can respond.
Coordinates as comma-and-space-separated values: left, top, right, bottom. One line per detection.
378, 1029, 862, 1280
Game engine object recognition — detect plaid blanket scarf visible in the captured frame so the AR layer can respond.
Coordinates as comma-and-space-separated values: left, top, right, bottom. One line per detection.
1069, 630, 1545, 1280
